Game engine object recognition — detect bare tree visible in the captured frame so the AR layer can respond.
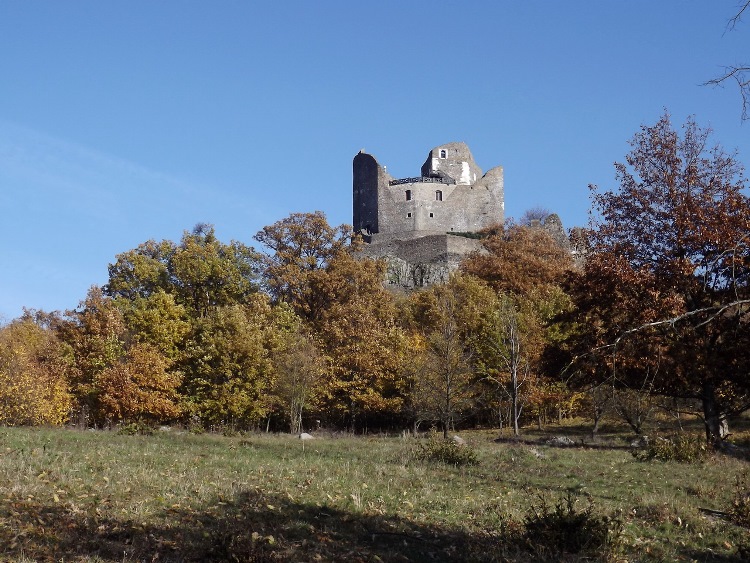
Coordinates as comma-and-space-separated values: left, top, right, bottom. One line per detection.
520, 206, 551, 226
424, 291, 475, 439
272, 329, 323, 434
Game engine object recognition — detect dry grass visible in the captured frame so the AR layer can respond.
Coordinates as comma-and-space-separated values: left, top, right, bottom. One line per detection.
0, 422, 748, 561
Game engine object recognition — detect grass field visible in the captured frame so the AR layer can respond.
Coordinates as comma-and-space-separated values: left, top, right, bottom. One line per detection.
0, 421, 747, 562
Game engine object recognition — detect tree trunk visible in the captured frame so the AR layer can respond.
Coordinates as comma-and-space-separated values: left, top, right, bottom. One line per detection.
702, 382, 728, 445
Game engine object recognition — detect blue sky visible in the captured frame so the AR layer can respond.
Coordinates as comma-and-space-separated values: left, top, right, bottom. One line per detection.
1, 1, 748, 320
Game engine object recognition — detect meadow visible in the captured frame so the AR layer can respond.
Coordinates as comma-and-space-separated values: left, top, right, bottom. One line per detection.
0, 421, 747, 562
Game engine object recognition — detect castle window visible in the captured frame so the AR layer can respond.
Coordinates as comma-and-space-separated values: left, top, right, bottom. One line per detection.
405, 190, 411, 201
407, 212, 412, 218
436, 190, 442, 201
439, 149, 446, 158
429, 213, 434, 218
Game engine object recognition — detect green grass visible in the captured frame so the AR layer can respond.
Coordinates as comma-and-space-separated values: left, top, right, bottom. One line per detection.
0, 423, 747, 561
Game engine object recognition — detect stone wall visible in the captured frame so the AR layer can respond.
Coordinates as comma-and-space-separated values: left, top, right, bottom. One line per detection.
360, 234, 485, 289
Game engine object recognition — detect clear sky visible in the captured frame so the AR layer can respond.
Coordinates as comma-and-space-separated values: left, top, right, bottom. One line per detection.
1, 1, 748, 320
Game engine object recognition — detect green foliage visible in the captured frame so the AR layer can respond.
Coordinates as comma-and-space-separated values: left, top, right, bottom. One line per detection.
522, 491, 622, 558
632, 434, 711, 463
179, 296, 279, 429
106, 224, 261, 318
116, 420, 155, 436
415, 435, 479, 466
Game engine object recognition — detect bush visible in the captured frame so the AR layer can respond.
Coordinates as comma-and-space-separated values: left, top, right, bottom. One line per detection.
632, 434, 711, 463
730, 471, 750, 528
116, 420, 155, 436
522, 491, 622, 558
415, 436, 479, 467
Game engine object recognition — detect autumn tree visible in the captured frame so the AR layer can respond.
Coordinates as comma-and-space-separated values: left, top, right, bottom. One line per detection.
462, 223, 574, 296
408, 275, 495, 437
271, 311, 324, 434
254, 211, 359, 319
0, 314, 73, 426
462, 223, 576, 431
178, 294, 282, 429
94, 343, 182, 423
58, 287, 183, 426
309, 251, 407, 430
107, 224, 260, 318
256, 211, 405, 430
569, 112, 750, 443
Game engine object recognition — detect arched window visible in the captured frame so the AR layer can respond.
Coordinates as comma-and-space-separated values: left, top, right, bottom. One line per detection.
439, 149, 447, 158
405, 190, 411, 201
435, 190, 443, 201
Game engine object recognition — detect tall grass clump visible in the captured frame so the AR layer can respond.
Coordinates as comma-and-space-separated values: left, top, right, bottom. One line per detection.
415, 435, 479, 466
632, 433, 711, 463
521, 491, 622, 560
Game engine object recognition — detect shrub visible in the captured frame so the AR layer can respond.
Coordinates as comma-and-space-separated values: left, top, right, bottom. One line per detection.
117, 420, 155, 436
415, 436, 479, 467
522, 491, 622, 558
632, 434, 711, 463
730, 471, 750, 528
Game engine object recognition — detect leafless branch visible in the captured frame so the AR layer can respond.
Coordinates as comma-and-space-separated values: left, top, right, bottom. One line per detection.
603, 299, 750, 350
727, 0, 750, 32
707, 2, 750, 119
705, 66, 750, 120
561, 299, 750, 381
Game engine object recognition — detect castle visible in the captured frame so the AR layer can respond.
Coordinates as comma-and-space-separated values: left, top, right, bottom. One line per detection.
353, 142, 505, 288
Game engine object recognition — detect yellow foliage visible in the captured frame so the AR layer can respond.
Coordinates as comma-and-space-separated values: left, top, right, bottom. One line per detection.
0, 318, 73, 426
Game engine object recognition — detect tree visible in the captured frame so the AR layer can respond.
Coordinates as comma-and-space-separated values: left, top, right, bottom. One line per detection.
462, 223, 576, 432
271, 317, 324, 434
0, 314, 73, 426
462, 224, 574, 296
107, 224, 261, 318
481, 296, 530, 436
170, 224, 261, 317
309, 251, 406, 430
178, 295, 280, 429
520, 206, 551, 225
706, 2, 750, 120
58, 287, 183, 426
94, 342, 182, 424
254, 211, 359, 319
409, 275, 494, 437
570, 112, 750, 443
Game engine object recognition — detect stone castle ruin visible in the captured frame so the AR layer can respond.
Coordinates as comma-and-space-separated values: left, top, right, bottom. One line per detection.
353, 142, 576, 288
353, 142, 503, 287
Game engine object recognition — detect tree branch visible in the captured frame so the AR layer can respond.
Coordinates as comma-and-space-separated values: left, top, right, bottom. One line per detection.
707, 1, 750, 119
727, 0, 750, 32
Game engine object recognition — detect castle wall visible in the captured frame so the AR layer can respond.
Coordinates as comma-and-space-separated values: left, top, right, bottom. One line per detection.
359, 234, 485, 289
